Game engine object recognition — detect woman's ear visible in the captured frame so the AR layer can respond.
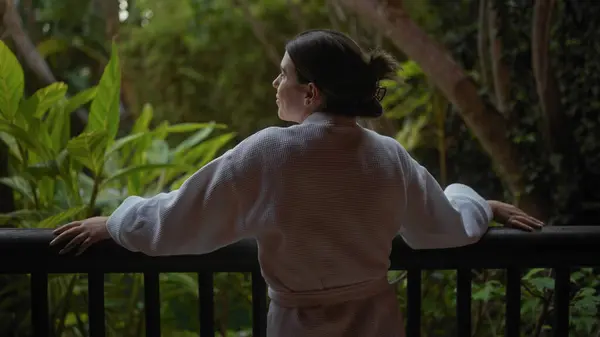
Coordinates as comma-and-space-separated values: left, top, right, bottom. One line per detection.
305, 83, 321, 106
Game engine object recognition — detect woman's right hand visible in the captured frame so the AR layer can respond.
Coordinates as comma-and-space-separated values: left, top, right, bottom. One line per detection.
487, 200, 545, 232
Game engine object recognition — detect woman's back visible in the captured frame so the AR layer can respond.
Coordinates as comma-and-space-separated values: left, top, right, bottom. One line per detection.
254, 113, 406, 296
248, 113, 408, 336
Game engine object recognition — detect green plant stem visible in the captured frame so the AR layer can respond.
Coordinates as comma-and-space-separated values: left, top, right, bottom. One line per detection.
15, 143, 40, 209
87, 171, 103, 218
54, 274, 79, 337
126, 274, 141, 336
28, 180, 40, 210
472, 270, 489, 336
74, 310, 86, 336
533, 269, 556, 337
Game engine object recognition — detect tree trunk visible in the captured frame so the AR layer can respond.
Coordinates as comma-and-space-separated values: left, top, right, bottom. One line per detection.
477, 0, 492, 88
532, 0, 563, 154
488, 0, 511, 118
339, 0, 550, 218
1, 0, 55, 85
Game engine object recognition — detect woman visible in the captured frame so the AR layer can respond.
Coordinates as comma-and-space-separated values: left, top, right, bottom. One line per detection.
51, 29, 543, 336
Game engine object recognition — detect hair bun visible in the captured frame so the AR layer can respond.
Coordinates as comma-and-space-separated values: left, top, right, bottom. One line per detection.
368, 50, 399, 81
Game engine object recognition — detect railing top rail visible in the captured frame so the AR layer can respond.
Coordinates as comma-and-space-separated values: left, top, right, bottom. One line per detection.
1, 226, 599, 273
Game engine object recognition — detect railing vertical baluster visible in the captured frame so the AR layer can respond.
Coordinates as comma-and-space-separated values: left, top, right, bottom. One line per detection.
406, 268, 421, 337
144, 272, 161, 337
198, 272, 215, 337
31, 272, 50, 337
554, 268, 570, 337
252, 270, 268, 337
88, 272, 106, 337
456, 268, 472, 337
505, 268, 521, 337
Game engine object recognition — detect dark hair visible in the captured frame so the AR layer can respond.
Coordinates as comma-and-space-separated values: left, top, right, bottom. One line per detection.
285, 29, 398, 118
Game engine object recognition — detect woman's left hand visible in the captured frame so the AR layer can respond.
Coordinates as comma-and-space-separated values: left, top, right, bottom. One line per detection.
50, 216, 112, 255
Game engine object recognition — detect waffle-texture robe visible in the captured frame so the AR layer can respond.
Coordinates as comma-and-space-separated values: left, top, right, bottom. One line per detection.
106, 112, 493, 337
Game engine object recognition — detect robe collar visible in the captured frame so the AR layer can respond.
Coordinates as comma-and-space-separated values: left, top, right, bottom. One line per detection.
301, 112, 358, 126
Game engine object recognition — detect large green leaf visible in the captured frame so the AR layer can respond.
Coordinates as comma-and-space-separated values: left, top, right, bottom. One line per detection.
0, 176, 35, 203
119, 104, 155, 165
64, 86, 97, 115
105, 132, 150, 158
0, 133, 23, 162
27, 118, 55, 156
48, 104, 70, 151
168, 132, 236, 187
0, 209, 46, 226
153, 121, 171, 140
0, 120, 49, 159
101, 163, 186, 187
20, 82, 68, 119
0, 41, 24, 119
172, 125, 216, 156
85, 42, 121, 141
38, 205, 88, 228
24, 159, 61, 180
132, 103, 154, 133
179, 132, 236, 166
164, 122, 226, 133
66, 131, 109, 174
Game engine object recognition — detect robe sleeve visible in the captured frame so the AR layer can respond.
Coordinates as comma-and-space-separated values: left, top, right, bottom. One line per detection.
397, 151, 493, 250
105, 136, 263, 256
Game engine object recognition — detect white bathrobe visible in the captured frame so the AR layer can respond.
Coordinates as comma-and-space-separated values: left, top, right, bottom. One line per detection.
106, 112, 493, 337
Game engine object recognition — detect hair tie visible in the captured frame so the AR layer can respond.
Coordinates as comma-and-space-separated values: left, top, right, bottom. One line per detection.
374, 86, 386, 102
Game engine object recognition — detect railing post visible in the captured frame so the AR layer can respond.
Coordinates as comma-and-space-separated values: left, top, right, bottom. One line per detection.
456, 268, 472, 337
505, 268, 521, 337
144, 272, 161, 337
198, 272, 215, 337
554, 267, 570, 337
252, 269, 268, 337
88, 272, 106, 337
31, 272, 50, 337
406, 268, 421, 337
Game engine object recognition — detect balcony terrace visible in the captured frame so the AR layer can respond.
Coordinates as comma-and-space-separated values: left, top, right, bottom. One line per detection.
0, 226, 599, 337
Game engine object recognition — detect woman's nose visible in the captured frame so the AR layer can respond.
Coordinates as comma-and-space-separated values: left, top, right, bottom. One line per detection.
272, 76, 279, 89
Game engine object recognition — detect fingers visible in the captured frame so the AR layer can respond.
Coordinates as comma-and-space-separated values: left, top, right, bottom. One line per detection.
76, 237, 94, 256
59, 232, 89, 255
53, 221, 81, 235
508, 217, 535, 232
50, 225, 84, 246
528, 216, 545, 228
507, 215, 545, 232
512, 212, 545, 228
51, 219, 108, 256
508, 206, 545, 227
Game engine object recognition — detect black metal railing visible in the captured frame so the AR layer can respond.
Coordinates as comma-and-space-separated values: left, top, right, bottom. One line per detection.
1, 226, 599, 337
